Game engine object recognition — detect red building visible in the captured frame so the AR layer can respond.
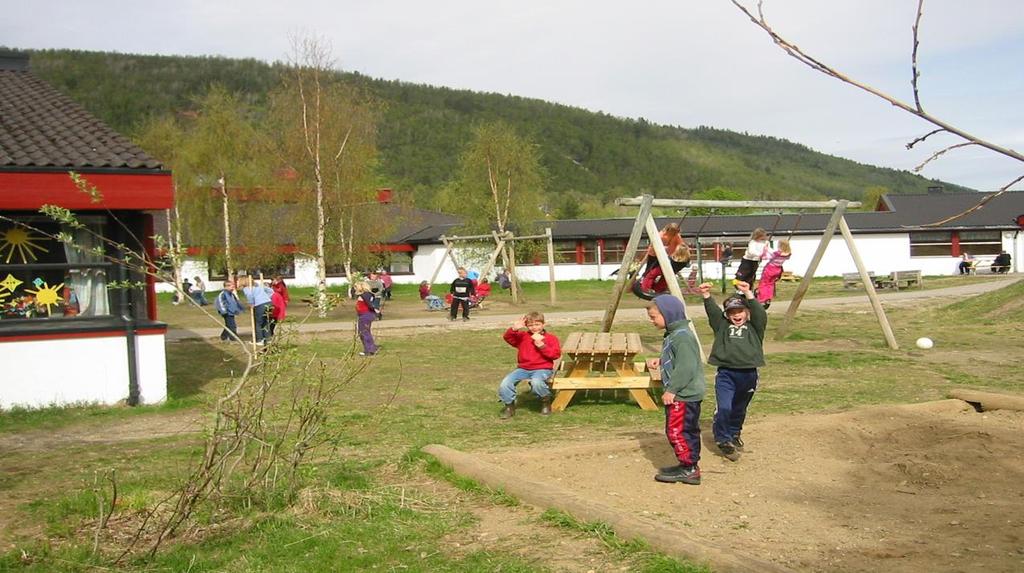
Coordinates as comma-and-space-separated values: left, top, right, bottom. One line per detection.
0, 51, 173, 408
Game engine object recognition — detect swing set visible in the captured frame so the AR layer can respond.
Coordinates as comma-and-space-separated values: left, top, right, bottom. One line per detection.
605, 194, 900, 350
426, 228, 558, 305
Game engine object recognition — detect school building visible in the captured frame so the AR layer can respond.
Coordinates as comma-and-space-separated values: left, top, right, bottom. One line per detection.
0, 51, 172, 409
171, 188, 1022, 289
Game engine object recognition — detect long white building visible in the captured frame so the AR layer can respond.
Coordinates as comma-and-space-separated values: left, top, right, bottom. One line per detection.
168, 190, 1022, 290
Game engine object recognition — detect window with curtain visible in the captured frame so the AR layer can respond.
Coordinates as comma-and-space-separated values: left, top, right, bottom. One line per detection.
0, 215, 111, 320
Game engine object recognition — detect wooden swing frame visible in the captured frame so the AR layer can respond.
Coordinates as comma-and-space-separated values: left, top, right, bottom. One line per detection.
607, 195, 899, 350
426, 228, 558, 305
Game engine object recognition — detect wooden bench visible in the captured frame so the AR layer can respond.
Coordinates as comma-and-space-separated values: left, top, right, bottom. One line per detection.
842, 272, 875, 289
549, 332, 660, 412
779, 271, 800, 282
888, 270, 923, 290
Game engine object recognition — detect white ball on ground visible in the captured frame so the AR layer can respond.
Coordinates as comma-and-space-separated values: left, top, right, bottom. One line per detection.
915, 337, 934, 350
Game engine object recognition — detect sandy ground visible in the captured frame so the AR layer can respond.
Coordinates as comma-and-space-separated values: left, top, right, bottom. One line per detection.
476, 400, 1024, 573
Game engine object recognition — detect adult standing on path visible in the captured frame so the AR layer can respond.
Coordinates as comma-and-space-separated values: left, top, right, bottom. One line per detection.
241, 276, 274, 345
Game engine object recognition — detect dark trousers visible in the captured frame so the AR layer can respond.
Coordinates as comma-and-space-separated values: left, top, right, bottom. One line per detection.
252, 303, 270, 342
665, 400, 702, 467
220, 314, 237, 341
713, 368, 759, 444
450, 297, 470, 319
735, 259, 760, 284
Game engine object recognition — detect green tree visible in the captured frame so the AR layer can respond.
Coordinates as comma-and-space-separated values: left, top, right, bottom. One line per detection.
134, 115, 188, 294
269, 37, 382, 315
443, 121, 546, 234
178, 85, 268, 278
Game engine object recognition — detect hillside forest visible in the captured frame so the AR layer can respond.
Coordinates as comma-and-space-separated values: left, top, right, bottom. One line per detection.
25, 48, 967, 219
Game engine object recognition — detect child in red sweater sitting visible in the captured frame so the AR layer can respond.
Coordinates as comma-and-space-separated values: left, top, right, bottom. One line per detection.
497, 311, 562, 419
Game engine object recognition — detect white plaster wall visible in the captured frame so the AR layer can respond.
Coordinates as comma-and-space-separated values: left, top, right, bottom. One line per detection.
0, 333, 168, 410
0, 337, 130, 409
136, 333, 168, 405
162, 230, 1021, 292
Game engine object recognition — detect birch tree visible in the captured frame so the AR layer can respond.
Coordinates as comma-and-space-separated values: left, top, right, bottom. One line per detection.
270, 37, 380, 316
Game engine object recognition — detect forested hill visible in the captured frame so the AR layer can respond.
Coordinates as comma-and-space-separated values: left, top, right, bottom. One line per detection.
26, 49, 966, 211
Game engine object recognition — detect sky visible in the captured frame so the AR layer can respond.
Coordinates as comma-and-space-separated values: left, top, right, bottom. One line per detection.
4, 0, 1023, 191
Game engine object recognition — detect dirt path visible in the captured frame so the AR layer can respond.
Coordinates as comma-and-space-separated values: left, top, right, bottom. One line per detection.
475, 400, 1024, 573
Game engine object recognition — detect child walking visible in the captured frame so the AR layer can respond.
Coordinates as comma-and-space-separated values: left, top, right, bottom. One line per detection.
735, 228, 769, 285
497, 311, 562, 419
449, 267, 475, 321
647, 295, 705, 485
754, 239, 791, 309
354, 281, 381, 356
699, 280, 766, 462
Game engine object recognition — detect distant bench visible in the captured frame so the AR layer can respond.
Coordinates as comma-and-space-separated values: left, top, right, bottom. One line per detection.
874, 270, 923, 291
843, 270, 923, 291
842, 272, 875, 289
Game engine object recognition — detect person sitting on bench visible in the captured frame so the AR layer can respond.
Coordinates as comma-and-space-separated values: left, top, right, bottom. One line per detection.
992, 251, 1011, 274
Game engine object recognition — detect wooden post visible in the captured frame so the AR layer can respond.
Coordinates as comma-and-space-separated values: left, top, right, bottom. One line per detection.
546, 227, 556, 305
505, 242, 521, 304
775, 201, 847, 340
480, 232, 507, 281
601, 195, 654, 332
428, 239, 454, 286
644, 215, 705, 361
839, 216, 899, 349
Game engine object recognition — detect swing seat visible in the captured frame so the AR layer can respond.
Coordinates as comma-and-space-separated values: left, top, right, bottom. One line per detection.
630, 279, 658, 301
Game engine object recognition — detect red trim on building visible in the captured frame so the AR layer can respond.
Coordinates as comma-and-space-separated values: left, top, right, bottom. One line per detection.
0, 326, 167, 343
951, 232, 962, 257
575, 241, 584, 265
369, 244, 415, 253
0, 172, 173, 210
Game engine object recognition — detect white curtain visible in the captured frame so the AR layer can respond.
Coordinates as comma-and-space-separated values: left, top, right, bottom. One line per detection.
62, 221, 109, 316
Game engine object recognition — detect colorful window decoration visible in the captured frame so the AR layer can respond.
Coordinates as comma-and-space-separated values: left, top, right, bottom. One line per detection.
1, 226, 49, 264
0, 217, 110, 320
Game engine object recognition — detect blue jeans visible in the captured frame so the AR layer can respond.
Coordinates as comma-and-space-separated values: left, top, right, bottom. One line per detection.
712, 367, 758, 444
498, 368, 553, 404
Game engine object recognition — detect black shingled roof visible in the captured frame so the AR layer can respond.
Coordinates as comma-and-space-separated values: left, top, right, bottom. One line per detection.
405, 191, 1024, 244
0, 51, 163, 171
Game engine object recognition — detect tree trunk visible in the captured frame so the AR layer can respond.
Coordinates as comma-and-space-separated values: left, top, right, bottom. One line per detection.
220, 176, 233, 279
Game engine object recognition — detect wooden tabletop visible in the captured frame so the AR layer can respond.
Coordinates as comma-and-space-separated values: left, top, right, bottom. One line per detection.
561, 332, 643, 357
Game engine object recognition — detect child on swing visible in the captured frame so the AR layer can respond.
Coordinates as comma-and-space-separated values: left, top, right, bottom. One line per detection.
755, 239, 791, 309
641, 223, 683, 275
637, 244, 691, 296
735, 228, 769, 286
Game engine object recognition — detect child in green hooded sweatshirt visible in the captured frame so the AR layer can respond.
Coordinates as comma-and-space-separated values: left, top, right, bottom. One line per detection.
699, 280, 766, 462
646, 295, 706, 485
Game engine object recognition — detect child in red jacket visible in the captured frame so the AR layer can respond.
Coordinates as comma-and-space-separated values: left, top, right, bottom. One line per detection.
497, 311, 562, 419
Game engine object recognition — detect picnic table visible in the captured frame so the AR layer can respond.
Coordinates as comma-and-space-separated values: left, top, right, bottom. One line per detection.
549, 332, 661, 412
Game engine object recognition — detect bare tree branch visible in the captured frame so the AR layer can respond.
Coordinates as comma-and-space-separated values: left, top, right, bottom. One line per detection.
905, 128, 946, 150
913, 142, 975, 172
911, 0, 925, 113
922, 173, 1024, 226
730, 1, 1024, 165
731, 0, 1024, 226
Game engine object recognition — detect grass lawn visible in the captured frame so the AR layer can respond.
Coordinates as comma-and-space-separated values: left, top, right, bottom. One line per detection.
1, 278, 1020, 571
156, 274, 1007, 329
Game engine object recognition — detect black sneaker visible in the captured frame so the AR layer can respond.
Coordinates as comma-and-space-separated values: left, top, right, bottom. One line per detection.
655, 465, 701, 485
733, 435, 745, 450
658, 463, 684, 474
718, 441, 740, 462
